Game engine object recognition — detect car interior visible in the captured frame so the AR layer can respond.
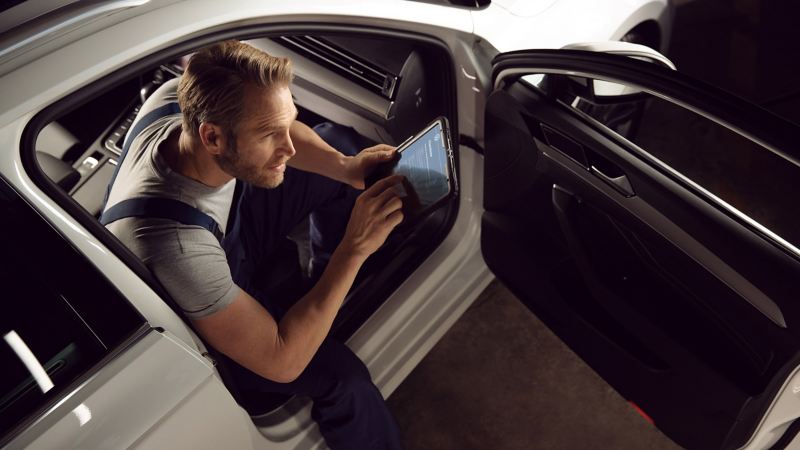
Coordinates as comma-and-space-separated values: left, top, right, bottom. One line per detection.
30, 31, 459, 419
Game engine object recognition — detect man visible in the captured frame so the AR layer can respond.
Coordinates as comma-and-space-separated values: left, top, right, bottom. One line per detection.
103, 40, 405, 449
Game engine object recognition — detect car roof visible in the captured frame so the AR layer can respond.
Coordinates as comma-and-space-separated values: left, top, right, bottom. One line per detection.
0, 0, 81, 33
0, 0, 181, 74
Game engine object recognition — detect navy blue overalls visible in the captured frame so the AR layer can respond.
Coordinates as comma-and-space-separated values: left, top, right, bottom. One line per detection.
101, 103, 403, 450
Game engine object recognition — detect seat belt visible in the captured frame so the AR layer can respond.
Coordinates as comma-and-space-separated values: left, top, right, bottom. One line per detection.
99, 102, 223, 242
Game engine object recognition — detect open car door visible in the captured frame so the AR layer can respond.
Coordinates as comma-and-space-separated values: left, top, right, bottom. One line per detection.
482, 49, 800, 450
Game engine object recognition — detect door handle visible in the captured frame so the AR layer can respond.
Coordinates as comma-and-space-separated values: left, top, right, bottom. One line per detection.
590, 165, 635, 197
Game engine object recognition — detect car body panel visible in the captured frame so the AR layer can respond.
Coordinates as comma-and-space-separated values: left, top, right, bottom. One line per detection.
0, 0, 185, 76
472, 0, 673, 53
7, 331, 254, 449
744, 365, 800, 450
490, 0, 559, 17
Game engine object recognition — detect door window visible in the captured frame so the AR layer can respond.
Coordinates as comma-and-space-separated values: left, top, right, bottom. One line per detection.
526, 73, 800, 251
0, 178, 145, 442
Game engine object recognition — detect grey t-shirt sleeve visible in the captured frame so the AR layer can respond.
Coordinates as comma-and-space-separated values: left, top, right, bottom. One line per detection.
109, 217, 240, 319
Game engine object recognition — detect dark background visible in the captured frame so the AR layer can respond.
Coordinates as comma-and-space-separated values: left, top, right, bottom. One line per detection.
669, 0, 800, 124
387, 1, 800, 449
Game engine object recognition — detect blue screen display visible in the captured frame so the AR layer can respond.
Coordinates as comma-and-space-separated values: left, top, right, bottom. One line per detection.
394, 122, 450, 210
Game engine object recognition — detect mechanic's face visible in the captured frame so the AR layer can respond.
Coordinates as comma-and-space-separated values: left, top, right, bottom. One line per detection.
214, 83, 297, 188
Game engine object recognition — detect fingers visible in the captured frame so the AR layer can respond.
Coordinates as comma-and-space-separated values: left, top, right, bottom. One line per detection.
386, 209, 404, 228
355, 175, 403, 219
370, 196, 403, 229
342, 171, 405, 257
363, 144, 395, 154
383, 197, 403, 219
363, 174, 404, 197
361, 144, 396, 161
351, 145, 397, 191
374, 185, 400, 208
359, 181, 403, 217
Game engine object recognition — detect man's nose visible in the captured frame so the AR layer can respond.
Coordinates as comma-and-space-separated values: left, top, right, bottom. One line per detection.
280, 132, 296, 158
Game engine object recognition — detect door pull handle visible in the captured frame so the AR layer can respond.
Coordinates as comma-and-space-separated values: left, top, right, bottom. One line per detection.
590, 165, 635, 197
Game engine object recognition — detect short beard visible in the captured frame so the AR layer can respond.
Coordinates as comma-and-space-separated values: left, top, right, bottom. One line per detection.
213, 128, 284, 189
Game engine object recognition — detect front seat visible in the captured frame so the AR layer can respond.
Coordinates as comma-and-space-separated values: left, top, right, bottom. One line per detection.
36, 122, 81, 191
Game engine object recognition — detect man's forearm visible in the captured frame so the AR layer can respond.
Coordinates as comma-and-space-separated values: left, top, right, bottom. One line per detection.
272, 244, 366, 381
287, 121, 349, 183
189, 244, 366, 384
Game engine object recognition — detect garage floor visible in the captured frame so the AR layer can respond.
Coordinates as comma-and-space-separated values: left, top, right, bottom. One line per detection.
387, 1, 800, 449
388, 280, 682, 450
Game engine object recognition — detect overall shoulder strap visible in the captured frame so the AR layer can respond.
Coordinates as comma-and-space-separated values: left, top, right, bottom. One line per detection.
100, 101, 223, 243
100, 197, 222, 243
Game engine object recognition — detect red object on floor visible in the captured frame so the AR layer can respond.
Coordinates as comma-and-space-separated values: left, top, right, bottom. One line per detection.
629, 401, 655, 425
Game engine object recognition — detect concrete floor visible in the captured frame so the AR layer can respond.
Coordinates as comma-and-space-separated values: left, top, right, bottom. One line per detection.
388, 281, 682, 450
387, 1, 800, 449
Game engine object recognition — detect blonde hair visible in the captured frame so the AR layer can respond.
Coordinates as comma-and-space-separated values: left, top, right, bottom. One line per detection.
177, 40, 293, 140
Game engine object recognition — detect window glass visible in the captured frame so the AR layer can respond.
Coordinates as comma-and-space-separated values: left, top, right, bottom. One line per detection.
0, 178, 144, 441
531, 73, 800, 250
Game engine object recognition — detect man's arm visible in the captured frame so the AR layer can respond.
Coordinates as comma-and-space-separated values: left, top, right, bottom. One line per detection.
191, 245, 363, 383
288, 121, 395, 189
191, 175, 404, 383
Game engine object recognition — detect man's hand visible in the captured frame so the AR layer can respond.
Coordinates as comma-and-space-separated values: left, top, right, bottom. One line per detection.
343, 144, 397, 189
288, 121, 397, 189
339, 174, 405, 260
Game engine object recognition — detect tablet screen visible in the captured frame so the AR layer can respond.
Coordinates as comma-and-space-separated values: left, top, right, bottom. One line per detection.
393, 121, 450, 212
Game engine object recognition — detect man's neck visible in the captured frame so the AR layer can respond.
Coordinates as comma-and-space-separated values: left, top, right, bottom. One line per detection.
161, 129, 233, 188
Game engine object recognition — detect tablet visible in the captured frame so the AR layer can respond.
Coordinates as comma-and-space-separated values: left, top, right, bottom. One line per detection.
367, 117, 456, 222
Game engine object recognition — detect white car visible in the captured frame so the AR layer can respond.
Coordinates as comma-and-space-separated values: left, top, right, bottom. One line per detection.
2, 0, 800, 449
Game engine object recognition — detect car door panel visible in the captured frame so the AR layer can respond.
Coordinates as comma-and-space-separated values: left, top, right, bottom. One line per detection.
482, 51, 800, 450
9, 331, 253, 450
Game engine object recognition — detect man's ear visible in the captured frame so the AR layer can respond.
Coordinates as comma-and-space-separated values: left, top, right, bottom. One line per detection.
198, 122, 226, 156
